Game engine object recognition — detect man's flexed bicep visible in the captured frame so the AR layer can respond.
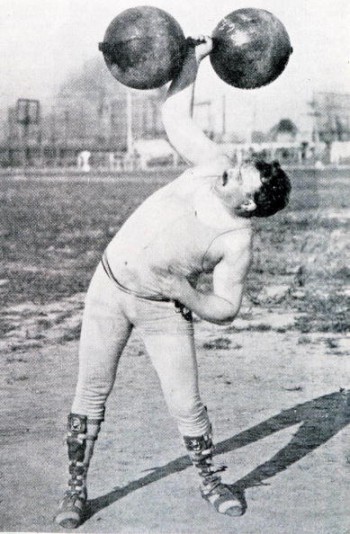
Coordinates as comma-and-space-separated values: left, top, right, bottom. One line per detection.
153, 233, 252, 326
162, 36, 229, 168
212, 239, 253, 320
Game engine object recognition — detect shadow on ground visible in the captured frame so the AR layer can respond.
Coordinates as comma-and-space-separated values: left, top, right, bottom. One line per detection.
86, 390, 350, 521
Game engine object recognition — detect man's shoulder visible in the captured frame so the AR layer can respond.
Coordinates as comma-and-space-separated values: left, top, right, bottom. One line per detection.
215, 225, 253, 255
167, 159, 231, 193
187, 158, 232, 179
159, 168, 207, 198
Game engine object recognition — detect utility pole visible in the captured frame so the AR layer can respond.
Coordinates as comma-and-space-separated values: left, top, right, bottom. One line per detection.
194, 100, 212, 136
250, 100, 257, 144
222, 94, 226, 136
16, 99, 40, 169
51, 107, 58, 167
126, 91, 133, 155
307, 93, 321, 143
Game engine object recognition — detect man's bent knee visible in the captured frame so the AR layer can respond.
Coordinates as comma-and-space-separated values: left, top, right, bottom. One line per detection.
169, 398, 210, 436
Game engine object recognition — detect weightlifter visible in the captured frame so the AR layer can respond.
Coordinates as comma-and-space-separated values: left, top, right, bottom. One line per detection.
55, 36, 291, 528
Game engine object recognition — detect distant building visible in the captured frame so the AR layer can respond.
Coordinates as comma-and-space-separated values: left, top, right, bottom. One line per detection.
1, 57, 166, 167
55, 57, 166, 150
110, 92, 165, 150
251, 130, 266, 144
310, 92, 350, 143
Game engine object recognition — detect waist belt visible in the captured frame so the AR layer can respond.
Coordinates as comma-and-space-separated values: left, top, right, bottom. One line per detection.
101, 252, 171, 302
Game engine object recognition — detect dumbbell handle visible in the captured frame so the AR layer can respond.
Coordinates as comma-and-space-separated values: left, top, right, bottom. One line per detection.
186, 36, 220, 55
186, 37, 204, 47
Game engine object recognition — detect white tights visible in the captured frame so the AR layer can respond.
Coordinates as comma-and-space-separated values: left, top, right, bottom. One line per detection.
72, 263, 210, 437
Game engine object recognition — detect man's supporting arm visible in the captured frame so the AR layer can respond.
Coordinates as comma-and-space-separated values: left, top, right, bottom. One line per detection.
170, 238, 252, 325
175, 281, 243, 325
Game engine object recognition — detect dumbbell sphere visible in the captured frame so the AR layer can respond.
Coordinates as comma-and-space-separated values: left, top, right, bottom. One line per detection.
210, 8, 292, 89
99, 6, 187, 89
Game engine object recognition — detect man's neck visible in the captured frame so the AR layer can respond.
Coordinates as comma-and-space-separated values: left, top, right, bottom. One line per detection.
194, 181, 251, 230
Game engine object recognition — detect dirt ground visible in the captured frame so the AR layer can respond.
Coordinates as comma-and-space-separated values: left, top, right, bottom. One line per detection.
1, 169, 349, 533
1, 294, 350, 534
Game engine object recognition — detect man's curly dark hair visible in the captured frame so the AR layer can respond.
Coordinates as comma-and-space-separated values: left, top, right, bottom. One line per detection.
237, 159, 291, 218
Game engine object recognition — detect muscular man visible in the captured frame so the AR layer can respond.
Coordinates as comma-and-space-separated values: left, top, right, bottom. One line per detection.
55, 37, 291, 528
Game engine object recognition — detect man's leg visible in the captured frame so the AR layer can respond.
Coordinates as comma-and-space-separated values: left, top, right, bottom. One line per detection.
55, 264, 132, 528
138, 301, 243, 517
141, 316, 209, 437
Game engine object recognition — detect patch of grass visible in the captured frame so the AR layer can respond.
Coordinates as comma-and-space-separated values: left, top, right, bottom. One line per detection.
247, 323, 272, 332
6, 356, 28, 363
0, 319, 15, 336
12, 374, 29, 382
294, 293, 350, 333
37, 318, 52, 329
203, 337, 231, 350
1, 169, 349, 336
282, 385, 303, 392
58, 324, 82, 343
0, 177, 162, 307
324, 338, 339, 349
297, 336, 313, 345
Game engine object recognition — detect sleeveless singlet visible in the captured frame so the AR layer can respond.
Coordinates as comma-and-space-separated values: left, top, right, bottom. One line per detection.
104, 170, 250, 299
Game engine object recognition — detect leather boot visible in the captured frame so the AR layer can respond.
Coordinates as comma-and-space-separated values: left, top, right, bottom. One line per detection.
54, 413, 100, 529
184, 428, 243, 517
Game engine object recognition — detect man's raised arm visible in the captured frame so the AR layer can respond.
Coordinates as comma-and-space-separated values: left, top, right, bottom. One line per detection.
162, 36, 229, 168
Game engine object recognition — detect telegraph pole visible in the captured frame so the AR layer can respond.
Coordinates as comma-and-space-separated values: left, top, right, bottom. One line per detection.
126, 91, 133, 155
16, 99, 40, 168
222, 94, 226, 136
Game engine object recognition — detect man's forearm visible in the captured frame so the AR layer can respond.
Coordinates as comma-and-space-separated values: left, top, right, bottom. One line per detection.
166, 45, 199, 103
178, 284, 241, 325
161, 46, 199, 132
161, 36, 227, 167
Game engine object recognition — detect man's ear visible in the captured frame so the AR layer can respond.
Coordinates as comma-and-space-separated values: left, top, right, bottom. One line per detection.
240, 198, 257, 213
234, 197, 257, 218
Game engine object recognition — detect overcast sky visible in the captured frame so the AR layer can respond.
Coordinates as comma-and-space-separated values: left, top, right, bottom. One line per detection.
1, 0, 349, 135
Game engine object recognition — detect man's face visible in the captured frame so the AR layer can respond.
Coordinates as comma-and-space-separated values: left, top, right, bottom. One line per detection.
220, 162, 262, 207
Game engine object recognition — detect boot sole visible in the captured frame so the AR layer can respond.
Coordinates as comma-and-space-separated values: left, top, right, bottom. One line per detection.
54, 509, 84, 529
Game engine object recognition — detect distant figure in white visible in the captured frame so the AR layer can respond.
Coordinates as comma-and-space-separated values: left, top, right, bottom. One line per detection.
77, 150, 91, 172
